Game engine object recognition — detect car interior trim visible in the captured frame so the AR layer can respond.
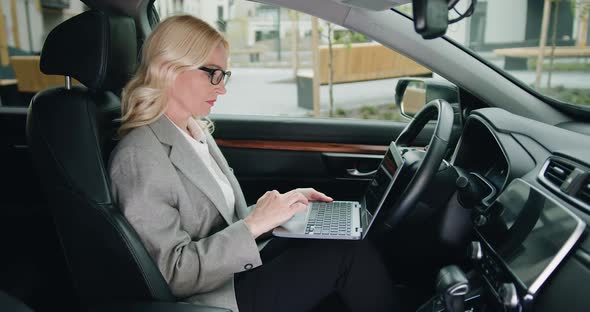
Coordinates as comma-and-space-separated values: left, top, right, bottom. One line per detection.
537, 156, 590, 213
470, 172, 497, 207
215, 139, 389, 155
451, 114, 511, 193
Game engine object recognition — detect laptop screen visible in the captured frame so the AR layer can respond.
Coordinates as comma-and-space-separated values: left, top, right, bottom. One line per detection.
365, 143, 404, 216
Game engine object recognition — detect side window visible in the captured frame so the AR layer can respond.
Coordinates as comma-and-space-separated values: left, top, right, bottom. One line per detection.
0, 1, 87, 107
155, 0, 434, 122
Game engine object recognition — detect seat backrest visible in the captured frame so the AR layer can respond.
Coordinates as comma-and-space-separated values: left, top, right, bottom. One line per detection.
26, 10, 174, 306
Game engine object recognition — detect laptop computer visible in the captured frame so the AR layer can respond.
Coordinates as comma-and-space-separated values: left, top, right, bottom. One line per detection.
272, 142, 404, 240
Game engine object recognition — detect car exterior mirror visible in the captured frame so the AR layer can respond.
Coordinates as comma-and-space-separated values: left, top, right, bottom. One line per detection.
395, 78, 458, 119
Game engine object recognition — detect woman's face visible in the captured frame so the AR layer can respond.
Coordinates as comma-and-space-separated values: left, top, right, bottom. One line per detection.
166, 43, 228, 120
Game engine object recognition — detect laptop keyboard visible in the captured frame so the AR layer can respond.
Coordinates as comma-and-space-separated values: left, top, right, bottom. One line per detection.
305, 201, 353, 236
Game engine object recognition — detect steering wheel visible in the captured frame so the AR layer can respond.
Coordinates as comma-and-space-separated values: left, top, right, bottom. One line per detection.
381, 99, 455, 231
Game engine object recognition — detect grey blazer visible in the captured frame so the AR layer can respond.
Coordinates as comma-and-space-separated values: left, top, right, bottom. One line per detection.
109, 116, 262, 312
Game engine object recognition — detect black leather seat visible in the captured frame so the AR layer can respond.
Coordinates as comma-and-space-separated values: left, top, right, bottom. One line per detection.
26, 10, 227, 312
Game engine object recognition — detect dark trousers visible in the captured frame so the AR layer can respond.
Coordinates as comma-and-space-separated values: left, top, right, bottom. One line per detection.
235, 238, 398, 312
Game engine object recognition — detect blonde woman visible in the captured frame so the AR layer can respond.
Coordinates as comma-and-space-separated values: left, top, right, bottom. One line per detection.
109, 15, 396, 312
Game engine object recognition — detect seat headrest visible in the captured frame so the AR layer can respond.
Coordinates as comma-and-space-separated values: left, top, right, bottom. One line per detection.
40, 10, 138, 92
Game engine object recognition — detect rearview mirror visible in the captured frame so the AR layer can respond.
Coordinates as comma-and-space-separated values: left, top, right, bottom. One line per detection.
413, 0, 448, 39
412, 0, 473, 39
395, 78, 458, 119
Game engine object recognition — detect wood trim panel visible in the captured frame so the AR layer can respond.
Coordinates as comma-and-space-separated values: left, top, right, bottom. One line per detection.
216, 139, 388, 155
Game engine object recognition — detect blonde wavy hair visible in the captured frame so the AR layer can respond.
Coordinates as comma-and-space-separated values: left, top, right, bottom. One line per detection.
118, 15, 229, 137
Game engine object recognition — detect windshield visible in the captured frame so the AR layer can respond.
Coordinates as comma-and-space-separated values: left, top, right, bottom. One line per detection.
396, 1, 590, 111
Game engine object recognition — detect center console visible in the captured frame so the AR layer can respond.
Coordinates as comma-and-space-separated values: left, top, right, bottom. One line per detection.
418, 179, 586, 312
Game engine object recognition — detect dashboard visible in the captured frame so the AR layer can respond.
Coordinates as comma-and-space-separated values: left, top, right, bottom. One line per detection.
450, 108, 590, 312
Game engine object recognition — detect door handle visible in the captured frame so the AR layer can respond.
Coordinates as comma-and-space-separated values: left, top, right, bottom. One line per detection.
346, 168, 377, 177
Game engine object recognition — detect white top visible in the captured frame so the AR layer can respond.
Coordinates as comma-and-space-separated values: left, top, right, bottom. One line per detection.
168, 116, 236, 214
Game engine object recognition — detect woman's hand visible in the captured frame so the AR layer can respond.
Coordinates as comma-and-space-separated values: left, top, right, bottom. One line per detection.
288, 188, 333, 202
244, 190, 309, 239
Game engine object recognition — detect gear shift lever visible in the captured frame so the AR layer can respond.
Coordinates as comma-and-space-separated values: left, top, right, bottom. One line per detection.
436, 265, 469, 312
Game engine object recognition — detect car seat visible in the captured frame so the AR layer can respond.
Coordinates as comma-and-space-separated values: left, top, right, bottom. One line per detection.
26, 9, 228, 312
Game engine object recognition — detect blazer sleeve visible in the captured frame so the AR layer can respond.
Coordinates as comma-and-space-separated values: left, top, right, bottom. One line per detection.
109, 146, 262, 298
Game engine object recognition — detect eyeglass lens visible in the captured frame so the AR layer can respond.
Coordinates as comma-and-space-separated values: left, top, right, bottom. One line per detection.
212, 70, 225, 84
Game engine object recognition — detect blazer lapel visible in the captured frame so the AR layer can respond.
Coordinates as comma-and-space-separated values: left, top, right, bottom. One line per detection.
149, 116, 234, 225
206, 132, 250, 220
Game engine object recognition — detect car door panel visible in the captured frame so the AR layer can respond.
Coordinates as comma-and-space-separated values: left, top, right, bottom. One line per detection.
212, 115, 434, 204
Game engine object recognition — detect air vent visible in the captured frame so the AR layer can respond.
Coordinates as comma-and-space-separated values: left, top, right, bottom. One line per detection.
543, 159, 574, 188
539, 157, 590, 211
575, 176, 590, 205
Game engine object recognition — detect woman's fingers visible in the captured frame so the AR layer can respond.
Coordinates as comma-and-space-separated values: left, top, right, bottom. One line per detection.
284, 191, 309, 206
249, 188, 333, 236
285, 188, 334, 202
291, 202, 308, 213
298, 187, 334, 202
310, 190, 333, 202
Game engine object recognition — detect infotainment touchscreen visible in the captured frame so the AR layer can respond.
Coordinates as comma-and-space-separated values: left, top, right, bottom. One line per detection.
480, 179, 585, 294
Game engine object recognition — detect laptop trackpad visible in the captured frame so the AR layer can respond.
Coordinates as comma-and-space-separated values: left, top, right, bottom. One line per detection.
273, 210, 307, 234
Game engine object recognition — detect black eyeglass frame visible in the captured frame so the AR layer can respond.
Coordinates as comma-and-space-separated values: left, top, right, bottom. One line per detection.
198, 66, 231, 85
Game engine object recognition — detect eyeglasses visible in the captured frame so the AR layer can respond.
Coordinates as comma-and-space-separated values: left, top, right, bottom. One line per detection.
198, 66, 231, 85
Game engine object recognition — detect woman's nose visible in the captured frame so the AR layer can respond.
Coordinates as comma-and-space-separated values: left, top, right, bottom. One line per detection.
215, 82, 227, 95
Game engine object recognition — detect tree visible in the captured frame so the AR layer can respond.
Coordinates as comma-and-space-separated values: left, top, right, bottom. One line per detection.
535, 0, 552, 89
287, 10, 300, 80
327, 23, 335, 117
320, 24, 370, 117
547, 0, 561, 88
315, 21, 335, 117
575, 1, 590, 47
540, 0, 590, 88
